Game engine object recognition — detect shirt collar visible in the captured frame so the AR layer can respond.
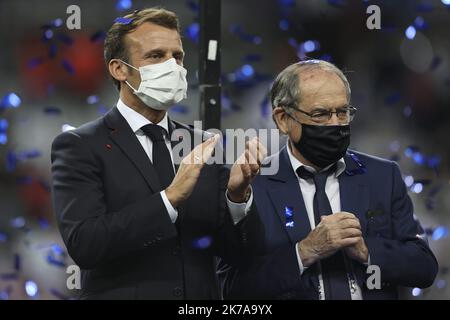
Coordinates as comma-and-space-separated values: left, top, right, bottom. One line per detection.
116, 99, 169, 135
286, 139, 346, 178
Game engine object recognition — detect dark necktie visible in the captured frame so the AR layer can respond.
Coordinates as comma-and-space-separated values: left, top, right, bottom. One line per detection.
296, 164, 352, 300
141, 124, 175, 190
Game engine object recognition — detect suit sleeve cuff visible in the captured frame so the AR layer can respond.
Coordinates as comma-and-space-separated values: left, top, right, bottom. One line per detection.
295, 245, 308, 276
160, 190, 178, 223
226, 186, 254, 225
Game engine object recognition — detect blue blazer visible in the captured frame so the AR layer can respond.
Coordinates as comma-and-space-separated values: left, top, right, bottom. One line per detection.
221, 146, 438, 300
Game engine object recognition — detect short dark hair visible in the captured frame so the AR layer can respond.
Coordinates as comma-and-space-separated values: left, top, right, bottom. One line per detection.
104, 7, 181, 91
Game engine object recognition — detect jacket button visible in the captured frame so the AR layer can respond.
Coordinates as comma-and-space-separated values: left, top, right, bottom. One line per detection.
173, 287, 182, 297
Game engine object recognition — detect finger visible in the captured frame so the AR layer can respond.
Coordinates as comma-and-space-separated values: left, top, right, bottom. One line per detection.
337, 237, 360, 248
189, 134, 218, 164
246, 138, 261, 166
334, 212, 357, 219
241, 152, 253, 180
255, 140, 268, 164
339, 218, 361, 230
339, 228, 362, 239
331, 212, 357, 221
201, 134, 220, 163
246, 150, 260, 174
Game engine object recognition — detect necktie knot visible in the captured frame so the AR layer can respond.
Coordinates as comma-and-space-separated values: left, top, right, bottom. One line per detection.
296, 164, 336, 190
141, 124, 168, 142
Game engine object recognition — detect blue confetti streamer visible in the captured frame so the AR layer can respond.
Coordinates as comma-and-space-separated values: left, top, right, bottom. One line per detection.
413, 16, 428, 30
62, 59, 75, 75
430, 56, 442, 71
186, 0, 199, 14
6, 150, 42, 172
0, 273, 18, 280
279, 19, 289, 31
48, 43, 58, 59
384, 92, 402, 105
46, 243, 66, 268
185, 22, 200, 43
38, 217, 50, 230
52, 18, 63, 28
57, 33, 74, 46
114, 17, 133, 25
25, 280, 39, 298
116, 0, 133, 12
416, 3, 433, 12
42, 29, 54, 41
345, 152, 367, 175
0, 133, 7, 145
10, 217, 26, 229
14, 254, 21, 272
6, 151, 17, 172
27, 57, 45, 69
90, 30, 106, 43
229, 24, 262, 45
278, 0, 295, 8
242, 54, 262, 63
432, 226, 449, 241
87, 95, 100, 105
403, 106, 412, 117
1, 92, 22, 109
192, 236, 213, 249
98, 105, 109, 116
285, 206, 294, 227
170, 105, 189, 114
0, 231, 8, 242
260, 96, 270, 119
327, 0, 347, 8
0, 118, 8, 131
44, 106, 62, 115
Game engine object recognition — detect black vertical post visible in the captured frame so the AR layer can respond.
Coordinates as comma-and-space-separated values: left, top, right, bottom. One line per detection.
199, 0, 221, 130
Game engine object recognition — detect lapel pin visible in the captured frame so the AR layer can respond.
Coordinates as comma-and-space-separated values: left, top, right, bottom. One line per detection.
105, 144, 112, 149
285, 206, 294, 228
366, 209, 384, 219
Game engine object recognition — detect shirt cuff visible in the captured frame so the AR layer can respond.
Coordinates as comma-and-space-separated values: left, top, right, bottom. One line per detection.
226, 186, 254, 225
160, 190, 178, 223
295, 244, 308, 276
363, 254, 371, 266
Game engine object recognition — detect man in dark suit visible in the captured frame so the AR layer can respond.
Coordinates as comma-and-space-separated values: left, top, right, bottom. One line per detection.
51, 8, 265, 299
221, 60, 438, 300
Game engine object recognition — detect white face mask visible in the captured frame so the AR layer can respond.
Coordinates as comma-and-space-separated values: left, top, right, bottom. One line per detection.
121, 58, 188, 111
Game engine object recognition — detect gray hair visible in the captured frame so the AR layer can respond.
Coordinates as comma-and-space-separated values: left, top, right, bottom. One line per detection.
269, 59, 351, 110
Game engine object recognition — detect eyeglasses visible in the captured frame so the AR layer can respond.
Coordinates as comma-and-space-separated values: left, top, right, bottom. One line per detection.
284, 105, 357, 124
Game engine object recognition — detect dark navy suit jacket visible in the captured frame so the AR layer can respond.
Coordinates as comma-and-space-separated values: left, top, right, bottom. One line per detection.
221, 146, 438, 299
51, 107, 258, 299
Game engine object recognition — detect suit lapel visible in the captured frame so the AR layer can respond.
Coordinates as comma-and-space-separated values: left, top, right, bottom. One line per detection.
266, 147, 312, 244
339, 151, 370, 235
104, 107, 162, 193
168, 119, 190, 174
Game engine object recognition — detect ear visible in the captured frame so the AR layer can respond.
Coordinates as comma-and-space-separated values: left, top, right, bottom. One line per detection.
272, 107, 289, 135
108, 59, 129, 83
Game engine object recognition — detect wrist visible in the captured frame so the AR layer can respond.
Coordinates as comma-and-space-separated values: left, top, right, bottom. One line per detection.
297, 239, 318, 268
228, 187, 251, 203
165, 186, 180, 208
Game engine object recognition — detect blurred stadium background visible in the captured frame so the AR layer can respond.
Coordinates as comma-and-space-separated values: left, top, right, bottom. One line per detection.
0, 0, 449, 300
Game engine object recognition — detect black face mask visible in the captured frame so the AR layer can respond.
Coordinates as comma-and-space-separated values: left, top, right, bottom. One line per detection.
291, 123, 351, 168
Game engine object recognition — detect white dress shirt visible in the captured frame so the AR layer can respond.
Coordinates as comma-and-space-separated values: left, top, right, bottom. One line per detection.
116, 99, 252, 224
286, 142, 363, 300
